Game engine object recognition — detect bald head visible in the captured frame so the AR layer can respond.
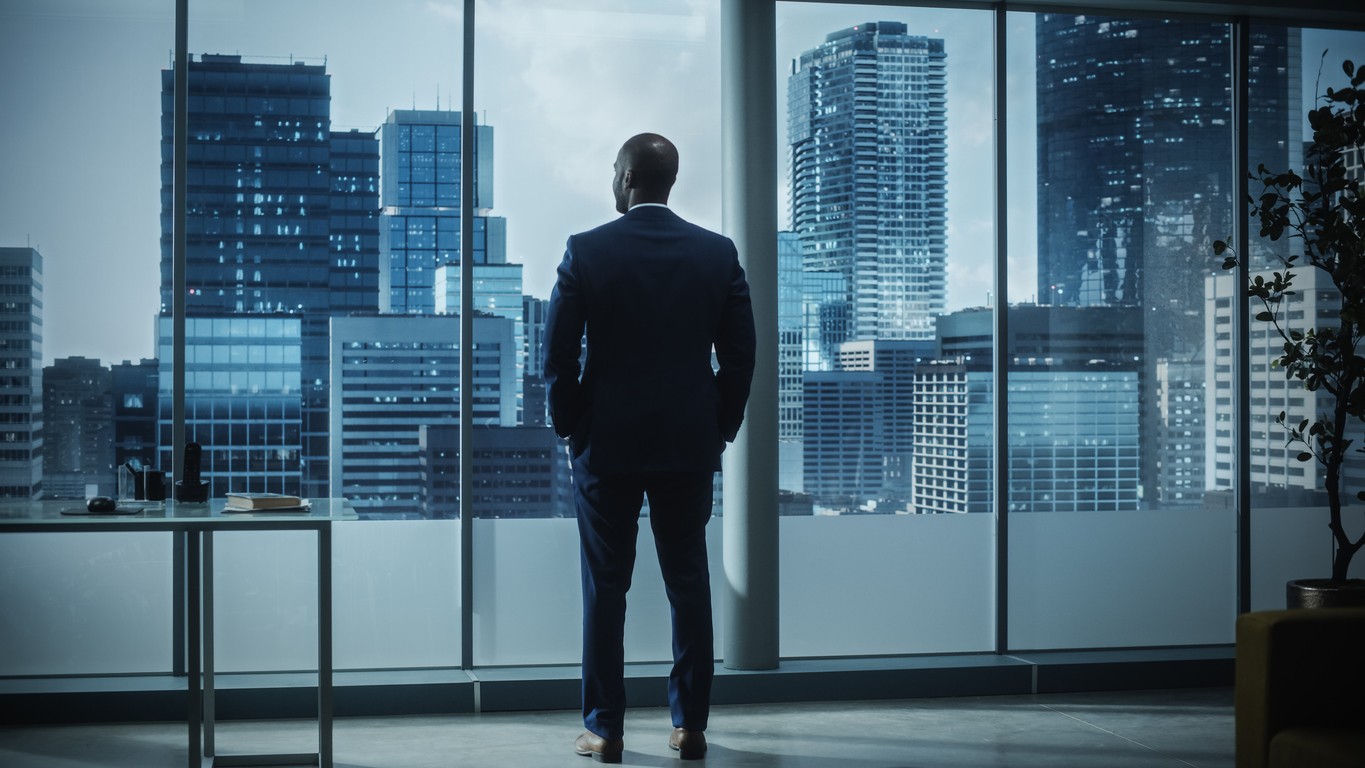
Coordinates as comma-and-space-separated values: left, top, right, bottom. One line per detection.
612, 133, 679, 213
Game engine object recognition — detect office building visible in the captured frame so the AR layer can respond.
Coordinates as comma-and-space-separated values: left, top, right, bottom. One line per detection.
1036, 16, 1300, 306
803, 370, 884, 508
802, 270, 850, 372
42, 357, 114, 498
378, 110, 503, 314
111, 359, 159, 470
158, 54, 381, 497
920, 306, 1144, 513
777, 232, 804, 439
788, 21, 947, 342
912, 359, 991, 514
328, 314, 516, 517
419, 424, 570, 519
435, 262, 525, 422
835, 339, 933, 506
1206, 270, 1364, 501
0, 247, 42, 499
1156, 356, 1206, 508
522, 295, 548, 428
777, 232, 804, 492
157, 316, 304, 497
328, 129, 382, 309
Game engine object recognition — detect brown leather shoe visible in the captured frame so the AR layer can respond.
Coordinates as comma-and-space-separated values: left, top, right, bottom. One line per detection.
669, 727, 706, 760
574, 731, 623, 763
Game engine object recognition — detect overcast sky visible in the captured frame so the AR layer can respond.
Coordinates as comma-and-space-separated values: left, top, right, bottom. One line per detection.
0, 0, 1359, 367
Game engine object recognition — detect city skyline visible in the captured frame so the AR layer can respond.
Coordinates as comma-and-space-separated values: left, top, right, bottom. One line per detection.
2, 1, 1357, 367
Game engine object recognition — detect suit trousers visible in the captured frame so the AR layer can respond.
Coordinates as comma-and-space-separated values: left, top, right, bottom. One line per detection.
572, 455, 715, 740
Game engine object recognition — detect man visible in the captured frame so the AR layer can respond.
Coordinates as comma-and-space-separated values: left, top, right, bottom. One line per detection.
544, 133, 756, 763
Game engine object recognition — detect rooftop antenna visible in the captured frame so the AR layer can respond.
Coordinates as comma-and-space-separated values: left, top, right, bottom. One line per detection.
436, 83, 439, 110
413, 91, 416, 110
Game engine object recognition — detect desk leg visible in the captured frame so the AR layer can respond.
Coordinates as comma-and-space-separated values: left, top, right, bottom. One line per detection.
174, 531, 185, 677
319, 524, 333, 768
187, 529, 201, 768
203, 530, 215, 758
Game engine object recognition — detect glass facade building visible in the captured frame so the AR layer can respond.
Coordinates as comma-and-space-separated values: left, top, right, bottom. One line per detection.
42, 357, 114, 498
0, 248, 42, 499
157, 316, 304, 497
788, 21, 948, 342
329, 314, 516, 518
378, 110, 503, 315
158, 54, 381, 497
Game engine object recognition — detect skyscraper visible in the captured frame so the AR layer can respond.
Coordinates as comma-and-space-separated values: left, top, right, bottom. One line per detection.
1205, 270, 1363, 502
788, 21, 947, 342
42, 357, 114, 498
921, 306, 1143, 513
419, 424, 571, 520
0, 247, 43, 499
803, 371, 883, 507
1035, 16, 1300, 306
158, 54, 381, 497
522, 295, 549, 428
434, 261, 526, 422
378, 110, 502, 315
834, 339, 933, 505
328, 314, 517, 517
1034, 17, 1299, 509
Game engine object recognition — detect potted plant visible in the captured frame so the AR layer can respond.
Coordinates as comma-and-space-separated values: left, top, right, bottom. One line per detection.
1215, 57, 1365, 608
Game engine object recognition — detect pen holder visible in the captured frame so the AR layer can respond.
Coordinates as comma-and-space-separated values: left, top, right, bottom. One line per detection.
142, 469, 167, 501
174, 480, 210, 503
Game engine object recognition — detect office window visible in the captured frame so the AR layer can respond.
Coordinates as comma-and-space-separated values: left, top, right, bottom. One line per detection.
776, 2, 996, 656
1006, 12, 1237, 649
1246, 25, 1365, 609
470, 0, 722, 666
179, 2, 465, 673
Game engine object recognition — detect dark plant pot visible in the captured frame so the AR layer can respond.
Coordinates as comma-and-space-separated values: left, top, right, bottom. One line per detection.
1286, 578, 1365, 609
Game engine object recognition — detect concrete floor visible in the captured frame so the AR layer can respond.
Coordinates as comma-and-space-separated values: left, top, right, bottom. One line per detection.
0, 687, 1232, 768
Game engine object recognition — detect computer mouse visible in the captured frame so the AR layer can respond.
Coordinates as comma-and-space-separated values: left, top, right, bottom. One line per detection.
86, 496, 117, 513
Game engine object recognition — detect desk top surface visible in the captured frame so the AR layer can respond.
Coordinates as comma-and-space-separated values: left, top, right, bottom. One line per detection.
0, 497, 356, 526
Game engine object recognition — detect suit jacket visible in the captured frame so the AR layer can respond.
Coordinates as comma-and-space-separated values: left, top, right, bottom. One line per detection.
544, 205, 756, 476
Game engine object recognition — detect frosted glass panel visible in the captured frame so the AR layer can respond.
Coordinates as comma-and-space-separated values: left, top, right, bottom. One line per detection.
213, 521, 460, 673
1251, 507, 1365, 611
1009, 510, 1235, 650
0, 532, 172, 677
473, 518, 724, 667
780, 515, 995, 657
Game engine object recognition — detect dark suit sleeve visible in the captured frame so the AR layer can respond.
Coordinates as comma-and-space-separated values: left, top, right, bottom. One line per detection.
544, 237, 587, 439
714, 241, 756, 443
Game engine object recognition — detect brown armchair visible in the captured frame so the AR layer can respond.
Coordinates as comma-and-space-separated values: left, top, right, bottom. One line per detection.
1236, 608, 1365, 768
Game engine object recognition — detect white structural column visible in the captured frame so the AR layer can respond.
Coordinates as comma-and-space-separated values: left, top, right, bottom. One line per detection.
720, 0, 779, 671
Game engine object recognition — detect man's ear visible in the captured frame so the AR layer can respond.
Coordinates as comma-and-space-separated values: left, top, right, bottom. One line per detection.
621, 169, 634, 190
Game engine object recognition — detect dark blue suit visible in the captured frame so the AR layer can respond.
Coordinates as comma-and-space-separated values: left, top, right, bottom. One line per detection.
544, 204, 755, 740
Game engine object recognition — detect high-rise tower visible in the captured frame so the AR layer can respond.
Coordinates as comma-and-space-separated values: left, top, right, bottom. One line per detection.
788, 21, 948, 342
1035, 16, 1300, 308
378, 110, 502, 314
158, 54, 381, 497
0, 247, 42, 499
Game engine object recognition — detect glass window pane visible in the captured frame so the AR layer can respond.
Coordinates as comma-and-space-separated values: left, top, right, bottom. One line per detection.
776, 2, 996, 656
1006, 11, 1239, 650
1247, 26, 1365, 610
470, 0, 721, 666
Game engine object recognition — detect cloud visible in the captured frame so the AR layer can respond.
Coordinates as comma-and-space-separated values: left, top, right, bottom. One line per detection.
470, 0, 721, 297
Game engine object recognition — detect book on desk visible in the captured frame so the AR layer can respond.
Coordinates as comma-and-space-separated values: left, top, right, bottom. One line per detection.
222, 493, 310, 513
